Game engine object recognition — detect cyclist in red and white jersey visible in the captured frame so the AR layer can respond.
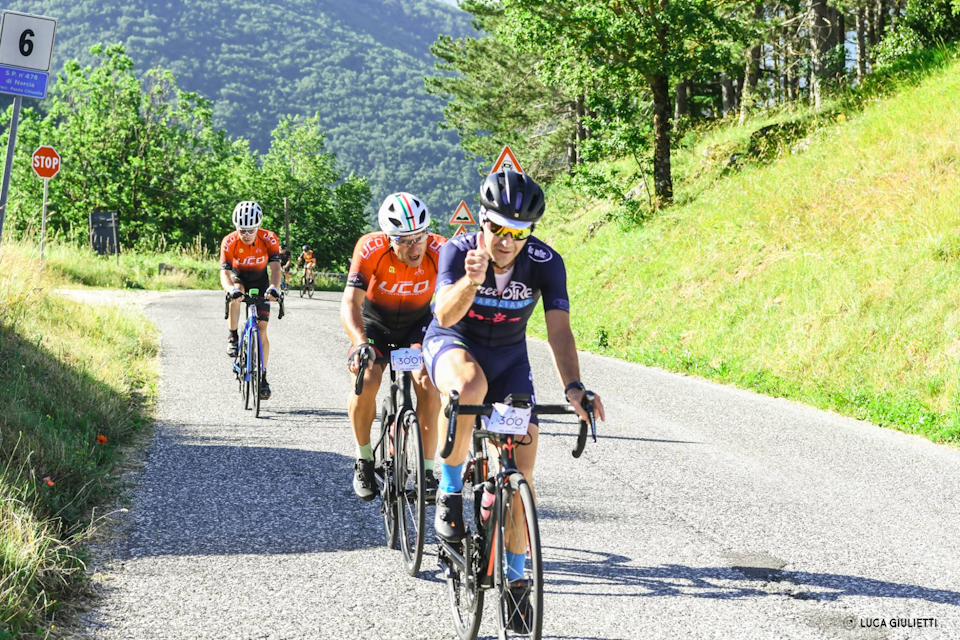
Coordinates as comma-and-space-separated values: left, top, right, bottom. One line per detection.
341, 192, 446, 501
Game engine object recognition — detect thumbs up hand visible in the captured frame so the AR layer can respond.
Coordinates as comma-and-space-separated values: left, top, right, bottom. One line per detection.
465, 231, 489, 286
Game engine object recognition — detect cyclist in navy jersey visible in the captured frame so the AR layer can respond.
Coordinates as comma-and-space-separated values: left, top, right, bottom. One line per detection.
423, 171, 607, 617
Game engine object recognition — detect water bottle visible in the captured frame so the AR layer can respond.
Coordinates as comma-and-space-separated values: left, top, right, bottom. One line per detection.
479, 480, 496, 527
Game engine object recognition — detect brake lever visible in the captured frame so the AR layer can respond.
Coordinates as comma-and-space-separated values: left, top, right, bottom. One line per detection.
572, 391, 597, 459
354, 354, 369, 396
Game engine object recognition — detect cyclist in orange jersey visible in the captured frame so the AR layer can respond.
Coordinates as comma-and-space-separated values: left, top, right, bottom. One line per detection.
297, 245, 317, 286
220, 201, 282, 400
341, 192, 446, 501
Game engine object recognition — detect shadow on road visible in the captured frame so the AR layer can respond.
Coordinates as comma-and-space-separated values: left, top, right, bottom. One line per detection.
542, 547, 960, 606
120, 442, 384, 558
258, 407, 349, 421
536, 417, 703, 446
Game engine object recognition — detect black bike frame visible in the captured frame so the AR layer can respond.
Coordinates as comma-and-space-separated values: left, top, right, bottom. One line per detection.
437, 392, 596, 588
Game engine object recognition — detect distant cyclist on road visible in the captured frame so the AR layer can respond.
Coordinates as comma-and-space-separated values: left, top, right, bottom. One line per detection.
298, 245, 317, 286
220, 201, 282, 400
279, 243, 293, 291
422, 170, 605, 626
341, 192, 447, 502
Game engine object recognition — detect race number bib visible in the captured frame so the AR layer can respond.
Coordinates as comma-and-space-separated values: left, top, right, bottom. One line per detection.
391, 348, 423, 372
487, 403, 532, 436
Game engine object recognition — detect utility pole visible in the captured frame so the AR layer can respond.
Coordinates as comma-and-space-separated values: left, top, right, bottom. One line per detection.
284, 196, 289, 246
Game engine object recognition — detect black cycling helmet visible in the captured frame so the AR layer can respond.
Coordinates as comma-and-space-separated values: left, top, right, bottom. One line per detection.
280, 243, 288, 250
479, 170, 545, 225
302, 244, 310, 252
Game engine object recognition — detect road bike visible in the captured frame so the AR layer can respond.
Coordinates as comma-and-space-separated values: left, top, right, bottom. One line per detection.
299, 268, 315, 298
224, 289, 284, 417
437, 391, 597, 640
356, 347, 429, 575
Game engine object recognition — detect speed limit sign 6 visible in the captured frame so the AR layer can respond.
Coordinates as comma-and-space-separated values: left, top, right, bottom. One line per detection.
0, 12, 57, 72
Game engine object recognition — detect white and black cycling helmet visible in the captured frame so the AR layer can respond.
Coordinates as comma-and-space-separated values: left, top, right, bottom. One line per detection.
232, 201, 264, 228
378, 192, 430, 236
479, 170, 545, 228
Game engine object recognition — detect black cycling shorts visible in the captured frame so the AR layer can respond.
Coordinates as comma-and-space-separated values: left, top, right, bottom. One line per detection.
234, 272, 271, 323
362, 313, 432, 359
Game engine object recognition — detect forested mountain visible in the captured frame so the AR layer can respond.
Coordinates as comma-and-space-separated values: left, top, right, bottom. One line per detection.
5, 0, 477, 219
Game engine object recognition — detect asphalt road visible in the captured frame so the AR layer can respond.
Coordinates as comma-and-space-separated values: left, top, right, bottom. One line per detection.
81, 290, 960, 639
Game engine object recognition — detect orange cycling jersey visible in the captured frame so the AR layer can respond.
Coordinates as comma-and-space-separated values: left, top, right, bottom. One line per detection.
220, 229, 281, 279
347, 232, 446, 328
300, 250, 316, 265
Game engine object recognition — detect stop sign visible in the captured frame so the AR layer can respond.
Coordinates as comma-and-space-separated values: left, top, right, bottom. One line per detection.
32, 146, 61, 179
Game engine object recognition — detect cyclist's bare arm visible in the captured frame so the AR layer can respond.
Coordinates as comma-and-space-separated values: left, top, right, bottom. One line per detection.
434, 278, 477, 327
268, 262, 281, 290
220, 269, 241, 293
544, 309, 606, 422
340, 286, 368, 347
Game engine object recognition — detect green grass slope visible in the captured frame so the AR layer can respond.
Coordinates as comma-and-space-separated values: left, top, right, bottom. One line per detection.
0, 248, 157, 635
539, 53, 960, 444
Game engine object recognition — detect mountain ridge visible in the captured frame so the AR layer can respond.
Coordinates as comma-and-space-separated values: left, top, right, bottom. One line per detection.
4, 0, 477, 219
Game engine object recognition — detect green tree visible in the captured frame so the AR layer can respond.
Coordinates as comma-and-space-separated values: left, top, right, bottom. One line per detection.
426, 1, 582, 180
259, 114, 370, 271
495, 0, 743, 205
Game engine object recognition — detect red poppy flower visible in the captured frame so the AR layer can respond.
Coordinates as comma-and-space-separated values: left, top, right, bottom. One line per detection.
96, 435, 108, 445
44, 477, 54, 487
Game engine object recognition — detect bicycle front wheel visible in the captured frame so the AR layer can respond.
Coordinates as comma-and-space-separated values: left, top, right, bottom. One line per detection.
495, 475, 543, 639
397, 409, 425, 576
250, 328, 261, 417
241, 333, 252, 410
377, 406, 398, 549
442, 537, 484, 640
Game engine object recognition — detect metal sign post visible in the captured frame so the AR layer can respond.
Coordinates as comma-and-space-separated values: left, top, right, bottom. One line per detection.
40, 176, 48, 260
0, 95, 22, 241
112, 211, 119, 266
0, 10, 57, 244
32, 145, 59, 263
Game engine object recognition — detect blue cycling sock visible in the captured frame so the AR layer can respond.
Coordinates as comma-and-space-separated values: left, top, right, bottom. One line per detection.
506, 551, 526, 581
439, 462, 464, 493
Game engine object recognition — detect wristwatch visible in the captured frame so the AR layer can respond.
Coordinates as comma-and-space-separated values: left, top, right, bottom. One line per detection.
564, 380, 586, 400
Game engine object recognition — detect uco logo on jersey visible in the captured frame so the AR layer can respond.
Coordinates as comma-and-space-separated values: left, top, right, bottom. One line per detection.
360, 235, 386, 258
379, 280, 430, 295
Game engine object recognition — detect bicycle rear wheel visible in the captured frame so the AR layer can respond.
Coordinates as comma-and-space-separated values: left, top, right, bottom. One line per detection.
377, 405, 398, 549
250, 328, 261, 417
397, 408, 425, 576
495, 475, 543, 639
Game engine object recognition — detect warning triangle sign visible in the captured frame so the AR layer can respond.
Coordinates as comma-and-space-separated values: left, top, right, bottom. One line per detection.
491, 145, 524, 175
452, 225, 468, 236
449, 201, 476, 226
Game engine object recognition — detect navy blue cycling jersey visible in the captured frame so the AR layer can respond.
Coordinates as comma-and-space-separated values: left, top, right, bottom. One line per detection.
431, 232, 570, 348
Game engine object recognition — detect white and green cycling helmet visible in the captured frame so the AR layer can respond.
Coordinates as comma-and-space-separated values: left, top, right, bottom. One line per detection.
378, 192, 430, 236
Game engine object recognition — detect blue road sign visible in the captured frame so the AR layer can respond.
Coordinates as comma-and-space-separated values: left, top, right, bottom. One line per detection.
0, 64, 47, 99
